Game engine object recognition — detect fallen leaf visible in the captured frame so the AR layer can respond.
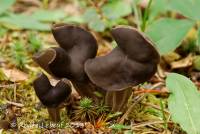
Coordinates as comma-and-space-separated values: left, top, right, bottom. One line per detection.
1, 68, 28, 82
170, 54, 193, 69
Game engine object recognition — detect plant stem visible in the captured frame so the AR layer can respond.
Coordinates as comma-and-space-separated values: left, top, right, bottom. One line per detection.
160, 99, 168, 130
196, 21, 200, 48
132, 0, 142, 31
141, 0, 153, 31
42, 0, 49, 9
47, 107, 60, 122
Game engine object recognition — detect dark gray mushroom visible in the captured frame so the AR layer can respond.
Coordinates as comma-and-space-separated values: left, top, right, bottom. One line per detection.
51, 24, 98, 81
33, 73, 71, 122
85, 26, 160, 111
33, 24, 105, 101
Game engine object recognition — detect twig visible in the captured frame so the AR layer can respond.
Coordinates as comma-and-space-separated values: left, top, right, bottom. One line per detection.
0, 84, 17, 88
151, 82, 165, 89
14, 83, 16, 102
6, 100, 24, 107
134, 89, 168, 94
141, 131, 159, 134
132, 121, 173, 128
172, 123, 177, 134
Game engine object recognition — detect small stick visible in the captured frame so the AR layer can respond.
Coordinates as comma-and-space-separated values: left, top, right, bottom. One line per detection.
14, 84, 16, 102
6, 100, 24, 107
132, 121, 173, 128
134, 89, 169, 94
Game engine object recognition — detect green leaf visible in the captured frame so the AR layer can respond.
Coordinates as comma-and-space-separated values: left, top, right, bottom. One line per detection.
88, 18, 105, 32
149, 0, 169, 21
0, 27, 7, 37
166, 73, 200, 134
102, 1, 132, 20
63, 15, 85, 24
83, 8, 105, 31
104, 18, 128, 28
28, 32, 42, 53
0, 13, 50, 31
168, 0, 200, 20
146, 18, 194, 55
32, 9, 66, 22
83, 8, 99, 22
0, 0, 15, 15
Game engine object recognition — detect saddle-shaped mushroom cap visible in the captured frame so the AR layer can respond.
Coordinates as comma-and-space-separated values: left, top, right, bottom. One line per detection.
33, 24, 98, 82
33, 73, 71, 108
85, 26, 160, 91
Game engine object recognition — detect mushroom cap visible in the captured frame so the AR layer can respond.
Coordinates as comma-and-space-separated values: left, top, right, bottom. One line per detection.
85, 26, 160, 91
33, 47, 70, 77
33, 73, 71, 108
33, 24, 98, 82
33, 48, 56, 75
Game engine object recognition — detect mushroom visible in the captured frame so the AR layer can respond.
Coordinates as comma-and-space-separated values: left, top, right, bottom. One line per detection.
33, 73, 71, 122
33, 24, 159, 113
33, 24, 105, 102
85, 26, 160, 112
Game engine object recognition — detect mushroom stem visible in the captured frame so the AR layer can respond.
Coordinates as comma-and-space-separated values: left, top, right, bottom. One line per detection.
105, 87, 132, 112
47, 107, 60, 122
71, 80, 106, 103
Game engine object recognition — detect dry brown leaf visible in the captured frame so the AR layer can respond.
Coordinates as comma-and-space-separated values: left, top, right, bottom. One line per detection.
170, 54, 193, 69
64, 4, 80, 16
163, 52, 181, 64
1, 68, 28, 82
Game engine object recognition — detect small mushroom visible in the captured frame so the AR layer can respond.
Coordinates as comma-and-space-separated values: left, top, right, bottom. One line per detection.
85, 26, 160, 111
33, 73, 71, 122
33, 24, 105, 101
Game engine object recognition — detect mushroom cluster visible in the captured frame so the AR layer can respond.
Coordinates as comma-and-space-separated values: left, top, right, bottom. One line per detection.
33, 24, 160, 121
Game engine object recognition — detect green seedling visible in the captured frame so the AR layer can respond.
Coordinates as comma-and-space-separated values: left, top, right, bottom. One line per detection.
10, 41, 28, 69
74, 97, 97, 122
28, 33, 42, 53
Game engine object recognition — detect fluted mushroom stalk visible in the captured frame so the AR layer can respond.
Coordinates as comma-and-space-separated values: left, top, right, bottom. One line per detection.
85, 26, 160, 112
33, 73, 71, 122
